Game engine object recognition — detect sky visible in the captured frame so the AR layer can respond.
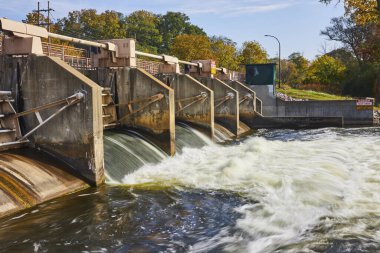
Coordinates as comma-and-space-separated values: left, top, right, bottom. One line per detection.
0, 0, 345, 60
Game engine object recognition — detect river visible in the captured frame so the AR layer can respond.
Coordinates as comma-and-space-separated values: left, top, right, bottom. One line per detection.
0, 127, 379, 253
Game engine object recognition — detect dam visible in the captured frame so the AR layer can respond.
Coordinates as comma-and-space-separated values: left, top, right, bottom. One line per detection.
0, 18, 378, 252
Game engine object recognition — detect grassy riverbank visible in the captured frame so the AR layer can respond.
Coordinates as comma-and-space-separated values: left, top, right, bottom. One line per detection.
277, 86, 380, 111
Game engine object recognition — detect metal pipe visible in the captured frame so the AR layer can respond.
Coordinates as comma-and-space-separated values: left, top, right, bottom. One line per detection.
135, 51, 164, 60
48, 32, 108, 49
135, 51, 199, 67
178, 59, 198, 67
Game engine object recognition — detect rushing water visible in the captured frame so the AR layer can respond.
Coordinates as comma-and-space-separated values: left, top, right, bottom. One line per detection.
0, 127, 379, 253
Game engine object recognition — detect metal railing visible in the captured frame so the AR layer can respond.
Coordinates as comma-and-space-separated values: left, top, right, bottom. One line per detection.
136, 58, 161, 75
42, 42, 92, 69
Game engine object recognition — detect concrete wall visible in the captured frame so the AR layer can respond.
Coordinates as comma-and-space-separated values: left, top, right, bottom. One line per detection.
277, 99, 373, 126
158, 74, 214, 139
251, 84, 373, 126
248, 116, 343, 129
198, 78, 239, 136
249, 85, 277, 116
0, 55, 104, 186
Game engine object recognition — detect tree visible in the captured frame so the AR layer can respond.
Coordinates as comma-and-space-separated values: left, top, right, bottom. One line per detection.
321, 16, 376, 65
280, 60, 299, 85
170, 34, 214, 61
158, 12, 206, 54
306, 55, 346, 92
184, 24, 205, 36
320, 0, 379, 24
24, 11, 48, 26
210, 36, 239, 70
288, 52, 309, 83
56, 9, 126, 40
239, 41, 268, 65
126, 10, 162, 53
326, 48, 356, 65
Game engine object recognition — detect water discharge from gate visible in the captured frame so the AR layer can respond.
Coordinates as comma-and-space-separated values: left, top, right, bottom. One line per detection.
0, 127, 379, 253
104, 123, 214, 183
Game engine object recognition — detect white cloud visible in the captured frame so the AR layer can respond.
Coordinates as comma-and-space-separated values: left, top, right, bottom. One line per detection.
166, 0, 297, 15
0, 0, 301, 21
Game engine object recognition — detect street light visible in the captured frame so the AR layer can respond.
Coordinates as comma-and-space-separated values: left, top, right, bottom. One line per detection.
265, 34, 281, 89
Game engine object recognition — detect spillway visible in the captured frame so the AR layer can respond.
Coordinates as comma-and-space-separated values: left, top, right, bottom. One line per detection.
0, 149, 88, 218
0, 127, 379, 253
104, 124, 215, 184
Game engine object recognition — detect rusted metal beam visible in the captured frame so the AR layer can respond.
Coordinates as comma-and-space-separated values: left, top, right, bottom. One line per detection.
14, 92, 84, 118
15, 93, 84, 141
116, 93, 165, 122
176, 92, 207, 114
215, 92, 235, 109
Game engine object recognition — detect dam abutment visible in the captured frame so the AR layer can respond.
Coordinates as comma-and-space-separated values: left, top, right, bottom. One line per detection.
0, 55, 104, 186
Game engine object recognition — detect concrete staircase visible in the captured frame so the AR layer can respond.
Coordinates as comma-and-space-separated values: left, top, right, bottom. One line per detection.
0, 91, 28, 150
102, 88, 119, 129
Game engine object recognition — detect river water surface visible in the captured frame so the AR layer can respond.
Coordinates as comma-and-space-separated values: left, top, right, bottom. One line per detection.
0, 127, 379, 253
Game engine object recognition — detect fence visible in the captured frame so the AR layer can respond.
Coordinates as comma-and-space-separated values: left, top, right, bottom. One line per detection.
42, 42, 92, 69
136, 58, 161, 75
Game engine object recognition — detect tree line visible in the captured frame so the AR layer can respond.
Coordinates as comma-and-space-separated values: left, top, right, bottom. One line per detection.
25, 9, 268, 71
24, 1, 379, 98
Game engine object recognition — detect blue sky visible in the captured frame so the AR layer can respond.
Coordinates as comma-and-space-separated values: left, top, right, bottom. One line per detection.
0, 0, 345, 60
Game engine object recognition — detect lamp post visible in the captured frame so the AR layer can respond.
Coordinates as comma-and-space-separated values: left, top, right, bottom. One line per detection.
265, 34, 281, 89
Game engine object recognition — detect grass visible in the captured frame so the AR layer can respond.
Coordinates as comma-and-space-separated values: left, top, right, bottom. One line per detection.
277, 86, 380, 111
277, 86, 352, 101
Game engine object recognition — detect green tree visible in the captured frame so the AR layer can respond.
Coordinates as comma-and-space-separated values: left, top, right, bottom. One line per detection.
24, 11, 48, 26
126, 10, 162, 53
326, 48, 356, 64
306, 55, 346, 92
288, 52, 310, 84
239, 41, 268, 65
210, 36, 239, 70
158, 12, 205, 54
320, 0, 379, 24
170, 34, 214, 61
280, 59, 299, 85
56, 9, 126, 40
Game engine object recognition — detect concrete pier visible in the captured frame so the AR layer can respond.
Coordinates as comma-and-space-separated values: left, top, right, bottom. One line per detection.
197, 78, 239, 136
227, 81, 259, 128
84, 67, 176, 156
157, 74, 215, 139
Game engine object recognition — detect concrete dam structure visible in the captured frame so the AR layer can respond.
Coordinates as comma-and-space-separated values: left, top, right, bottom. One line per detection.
0, 19, 375, 218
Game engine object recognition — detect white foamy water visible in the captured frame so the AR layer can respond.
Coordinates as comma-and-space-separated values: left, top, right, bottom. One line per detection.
123, 128, 380, 252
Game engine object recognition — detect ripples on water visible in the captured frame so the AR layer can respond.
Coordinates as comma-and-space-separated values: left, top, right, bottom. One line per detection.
0, 127, 379, 253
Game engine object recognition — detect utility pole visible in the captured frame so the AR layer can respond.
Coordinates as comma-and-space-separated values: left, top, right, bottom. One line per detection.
35, 1, 54, 47
37, 2, 40, 26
